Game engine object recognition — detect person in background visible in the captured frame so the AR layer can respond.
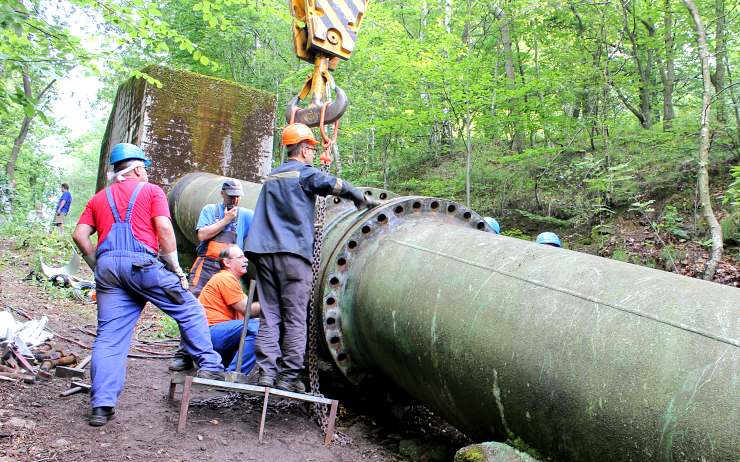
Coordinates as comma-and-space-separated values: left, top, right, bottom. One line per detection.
535, 232, 562, 248
52, 183, 72, 234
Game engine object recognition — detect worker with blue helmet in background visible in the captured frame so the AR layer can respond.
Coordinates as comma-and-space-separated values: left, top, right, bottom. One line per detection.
73, 142, 224, 426
536, 232, 562, 247
483, 217, 500, 234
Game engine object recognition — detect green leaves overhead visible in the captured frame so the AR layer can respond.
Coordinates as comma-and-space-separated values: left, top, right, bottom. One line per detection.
1, 0, 738, 245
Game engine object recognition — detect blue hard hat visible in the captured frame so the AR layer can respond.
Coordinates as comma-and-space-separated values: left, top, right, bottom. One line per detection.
483, 217, 500, 234
109, 143, 151, 167
536, 232, 561, 247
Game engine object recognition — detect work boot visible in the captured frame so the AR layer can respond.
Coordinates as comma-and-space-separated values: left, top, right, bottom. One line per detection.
196, 369, 226, 381
275, 377, 306, 394
168, 354, 193, 372
89, 406, 115, 427
256, 373, 275, 388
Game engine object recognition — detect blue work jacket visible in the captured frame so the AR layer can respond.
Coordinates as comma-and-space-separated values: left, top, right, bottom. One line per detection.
245, 159, 339, 263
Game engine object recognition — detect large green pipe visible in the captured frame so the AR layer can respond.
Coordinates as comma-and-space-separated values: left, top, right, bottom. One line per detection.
169, 173, 739, 461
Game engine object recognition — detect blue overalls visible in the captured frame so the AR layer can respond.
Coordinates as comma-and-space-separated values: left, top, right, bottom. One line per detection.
91, 182, 222, 408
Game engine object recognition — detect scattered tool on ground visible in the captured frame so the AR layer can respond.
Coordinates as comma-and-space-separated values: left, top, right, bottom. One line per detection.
60, 380, 91, 397
55, 354, 91, 379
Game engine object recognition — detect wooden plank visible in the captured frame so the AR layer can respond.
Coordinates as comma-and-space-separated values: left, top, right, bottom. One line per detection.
177, 375, 193, 432
258, 388, 270, 443
167, 379, 178, 401
324, 400, 339, 445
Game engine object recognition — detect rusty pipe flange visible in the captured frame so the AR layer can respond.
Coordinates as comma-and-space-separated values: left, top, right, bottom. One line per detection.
321, 187, 398, 264
314, 186, 398, 331
318, 196, 495, 383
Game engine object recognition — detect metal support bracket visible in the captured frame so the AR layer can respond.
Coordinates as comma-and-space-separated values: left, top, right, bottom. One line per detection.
168, 373, 339, 445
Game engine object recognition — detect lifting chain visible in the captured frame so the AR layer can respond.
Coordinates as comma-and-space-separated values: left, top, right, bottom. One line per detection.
304, 109, 351, 445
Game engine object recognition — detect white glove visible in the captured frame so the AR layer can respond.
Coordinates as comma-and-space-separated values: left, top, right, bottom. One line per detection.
160, 251, 189, 290
178, 273, 189, 290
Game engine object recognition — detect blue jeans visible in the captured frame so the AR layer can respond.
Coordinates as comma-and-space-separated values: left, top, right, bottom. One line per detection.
210, 319, 259, 374
92, 253, 223, 408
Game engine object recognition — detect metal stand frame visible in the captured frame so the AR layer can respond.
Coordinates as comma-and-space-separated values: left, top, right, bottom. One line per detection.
168, 374, 339, 445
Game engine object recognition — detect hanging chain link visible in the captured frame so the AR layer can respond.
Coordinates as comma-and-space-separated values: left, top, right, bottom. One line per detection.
305, 162, 352, 446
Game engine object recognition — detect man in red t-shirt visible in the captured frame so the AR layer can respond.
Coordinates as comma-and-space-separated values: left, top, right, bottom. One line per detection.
73, 143, 224, 427
198, 245, 260, 374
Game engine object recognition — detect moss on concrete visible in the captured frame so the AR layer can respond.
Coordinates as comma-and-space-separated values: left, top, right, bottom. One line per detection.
454, 442, 540, 462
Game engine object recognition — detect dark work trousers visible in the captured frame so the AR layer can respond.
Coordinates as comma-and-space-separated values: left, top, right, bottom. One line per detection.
254, 253, 312, 380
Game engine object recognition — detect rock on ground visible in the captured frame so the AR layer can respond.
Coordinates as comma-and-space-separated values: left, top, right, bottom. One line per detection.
454, 442, 538, 462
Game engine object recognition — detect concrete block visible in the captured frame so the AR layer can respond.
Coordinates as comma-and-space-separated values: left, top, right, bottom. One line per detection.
97, 66, 275, 192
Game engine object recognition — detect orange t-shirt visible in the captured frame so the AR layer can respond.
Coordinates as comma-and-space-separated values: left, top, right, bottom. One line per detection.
198, 271, 246, 326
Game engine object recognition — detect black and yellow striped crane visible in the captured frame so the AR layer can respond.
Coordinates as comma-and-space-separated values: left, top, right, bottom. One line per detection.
286, 0, 368, 130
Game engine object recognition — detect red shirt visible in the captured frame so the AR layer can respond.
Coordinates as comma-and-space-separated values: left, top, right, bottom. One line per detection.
78, 179, 171, 251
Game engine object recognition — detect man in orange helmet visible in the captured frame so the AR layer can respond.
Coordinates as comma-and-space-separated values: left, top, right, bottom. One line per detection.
244, 123, 377, 392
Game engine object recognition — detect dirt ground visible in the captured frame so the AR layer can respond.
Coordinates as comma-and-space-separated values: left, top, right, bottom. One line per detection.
0, 246, 466, 462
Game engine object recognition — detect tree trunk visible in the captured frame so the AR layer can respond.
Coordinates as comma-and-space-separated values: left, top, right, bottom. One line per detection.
533, 34, 552, 147
710, 0, 726, 123
490, 42, 500, 116
5, 73, 55, 184
514, 38, 533, 147
6, 72, 33, 183
683, 0, 723, 280
464, 112, 473, 207
619, 0, 653, 128
420, 0, 428, 41
494, 5, 523, 152
382, 136, 390, 190
660, 0, 676, 130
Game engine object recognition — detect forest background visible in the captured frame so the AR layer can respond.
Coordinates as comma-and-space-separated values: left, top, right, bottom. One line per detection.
1, 0, 738, 282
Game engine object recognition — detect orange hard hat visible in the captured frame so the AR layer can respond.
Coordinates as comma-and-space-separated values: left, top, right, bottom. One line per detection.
282, 123, 319, 146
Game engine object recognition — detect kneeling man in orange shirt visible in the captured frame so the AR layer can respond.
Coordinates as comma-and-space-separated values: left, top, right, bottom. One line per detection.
199, 245, 260, 374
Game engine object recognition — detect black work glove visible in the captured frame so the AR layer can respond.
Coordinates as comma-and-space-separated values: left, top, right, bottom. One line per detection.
339, 183, 380, 209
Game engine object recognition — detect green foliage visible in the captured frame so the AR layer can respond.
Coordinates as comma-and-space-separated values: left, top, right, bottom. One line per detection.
659, 245, 676, 268
62, 119, 105, 221
720, 212, 740, 245
501, 228, 531, 240
0, 220, 80, 301
515, 209, 571, 228
157, 315, 180, 339
657, 206, 689, 240
725, 166, 740, 207
611, 248, 630, 262
506, 433, 544, 460
0, 0, 737, 277
0, 219, 75, 264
